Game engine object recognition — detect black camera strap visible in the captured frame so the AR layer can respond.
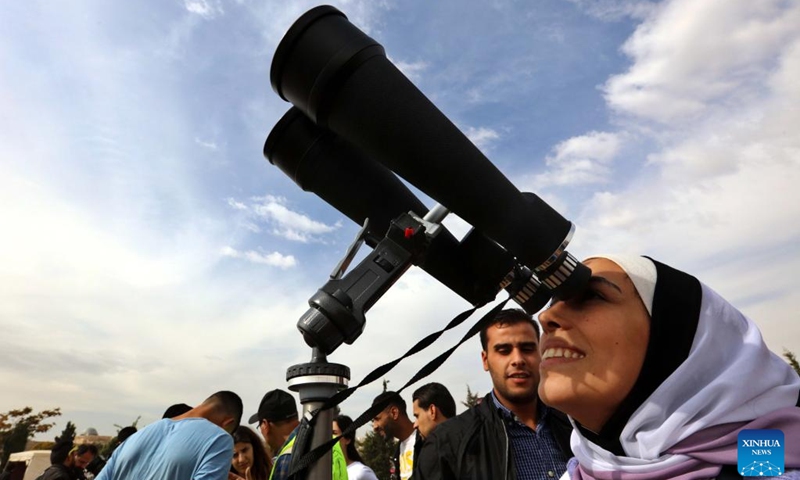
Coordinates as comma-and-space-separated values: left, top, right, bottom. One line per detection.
288, 298, 510, 478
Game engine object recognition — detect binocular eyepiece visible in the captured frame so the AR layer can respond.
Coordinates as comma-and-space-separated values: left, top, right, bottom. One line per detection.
265, 5, 591, 354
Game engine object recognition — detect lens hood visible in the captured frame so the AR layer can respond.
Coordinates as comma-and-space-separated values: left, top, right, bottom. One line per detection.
271, 5, 385, 125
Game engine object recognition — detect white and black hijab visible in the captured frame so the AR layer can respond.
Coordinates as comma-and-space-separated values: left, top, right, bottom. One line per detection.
566, 255, 800, 480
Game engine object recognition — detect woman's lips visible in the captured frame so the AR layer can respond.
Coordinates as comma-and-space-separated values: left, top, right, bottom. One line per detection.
541, 346, 585, 360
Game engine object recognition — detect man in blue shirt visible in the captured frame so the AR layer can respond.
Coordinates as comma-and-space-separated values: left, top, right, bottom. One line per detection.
98, 391, 242, 480
415, 309, 572, 480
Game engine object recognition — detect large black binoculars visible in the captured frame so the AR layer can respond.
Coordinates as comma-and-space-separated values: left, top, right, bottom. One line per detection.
265, 5, 591, 355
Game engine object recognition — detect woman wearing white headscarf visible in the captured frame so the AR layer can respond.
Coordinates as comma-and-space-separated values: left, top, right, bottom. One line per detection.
538, 255, 800, 479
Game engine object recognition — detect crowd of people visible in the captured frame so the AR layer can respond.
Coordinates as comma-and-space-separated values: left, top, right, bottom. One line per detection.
4, 256, 799, 480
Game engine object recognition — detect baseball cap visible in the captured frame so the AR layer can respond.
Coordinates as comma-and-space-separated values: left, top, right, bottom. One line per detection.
248, 389, 298, 424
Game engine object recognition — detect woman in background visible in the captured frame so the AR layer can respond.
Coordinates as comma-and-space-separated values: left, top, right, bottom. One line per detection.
538, 255, 800, 479
229, 426, 271, 480
334, 415, 379, 480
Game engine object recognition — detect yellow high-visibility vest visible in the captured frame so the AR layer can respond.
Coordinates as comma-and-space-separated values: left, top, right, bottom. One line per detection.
269, 435, 348, 480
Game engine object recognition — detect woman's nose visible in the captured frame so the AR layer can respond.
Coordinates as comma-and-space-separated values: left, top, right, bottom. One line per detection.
539, 304, 564, 333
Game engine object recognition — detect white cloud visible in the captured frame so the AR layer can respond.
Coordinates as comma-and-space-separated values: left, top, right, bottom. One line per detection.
566, 0, 659, 21
561, 1, 800, 362
251, 195, 341, 242
604, 0, 800, 123
242, 222, 261, 233
220, 246, 297, 269
184, 0, 223, 19
226, 195, 341, 243
463, 126, 501, 151
393, 59, 429, 81
227, 198, 247, 210
536, 131, 622, 186
0, 167, 309, 425
194, 137, 219, 150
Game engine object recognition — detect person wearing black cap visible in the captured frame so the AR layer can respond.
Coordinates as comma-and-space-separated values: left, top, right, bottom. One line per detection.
249, 389, 347, 480
249, 389, 299, 457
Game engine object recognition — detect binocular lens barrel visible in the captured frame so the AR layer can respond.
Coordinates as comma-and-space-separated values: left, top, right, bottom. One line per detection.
265, 107, 429, 247
270, 6, 576, 276
265, 107, 518, 306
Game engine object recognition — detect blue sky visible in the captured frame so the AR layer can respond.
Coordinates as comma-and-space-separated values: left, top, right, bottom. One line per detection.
2, 0, 798, 441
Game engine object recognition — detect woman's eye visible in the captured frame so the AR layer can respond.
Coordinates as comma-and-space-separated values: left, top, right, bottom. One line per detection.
546, 288, 604, 309
580, 288, 603, 302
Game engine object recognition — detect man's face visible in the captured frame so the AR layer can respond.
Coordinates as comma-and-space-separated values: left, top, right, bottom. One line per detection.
258, 419, 280, 453
412, 400, 436, 439
481, 321, 540, 407
371, 406, 395, 439
73, 452, 95, 470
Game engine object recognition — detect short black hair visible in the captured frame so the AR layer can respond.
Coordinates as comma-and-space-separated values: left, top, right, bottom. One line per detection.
50, 438, 73, 465
162, 403, 192, 419
412, 383, 456, 419
205, 391, 244, 428
372, 391, 407, 415
117, 426, 137, 443
76, 444, 98, 456
479, 308, 540, 350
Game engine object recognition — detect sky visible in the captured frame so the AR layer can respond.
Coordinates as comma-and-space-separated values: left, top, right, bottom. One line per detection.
1, 0, 798, 442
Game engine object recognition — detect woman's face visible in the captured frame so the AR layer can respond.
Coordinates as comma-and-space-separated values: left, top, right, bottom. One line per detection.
538, 257, 650, 432
232, 441, 254, 474
332, 421, 349, 451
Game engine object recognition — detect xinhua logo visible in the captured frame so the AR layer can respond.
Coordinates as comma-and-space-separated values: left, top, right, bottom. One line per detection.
738, 429, 784, 477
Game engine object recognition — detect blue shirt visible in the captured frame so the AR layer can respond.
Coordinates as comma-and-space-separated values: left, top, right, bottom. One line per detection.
97, 418, 233, 480
491, 391, 568, 480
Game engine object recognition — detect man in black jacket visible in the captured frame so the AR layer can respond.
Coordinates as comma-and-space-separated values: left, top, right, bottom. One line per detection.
411, 382, 456, 440
36, 440, 97, 480
415, 309, 572, 480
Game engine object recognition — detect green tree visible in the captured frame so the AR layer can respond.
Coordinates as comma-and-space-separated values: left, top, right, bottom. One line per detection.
784, 349, 800, 376
56, 421, 76, 444
0, 407, 61, 469
461, 385, 481, 409
359, 430, 396, 480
